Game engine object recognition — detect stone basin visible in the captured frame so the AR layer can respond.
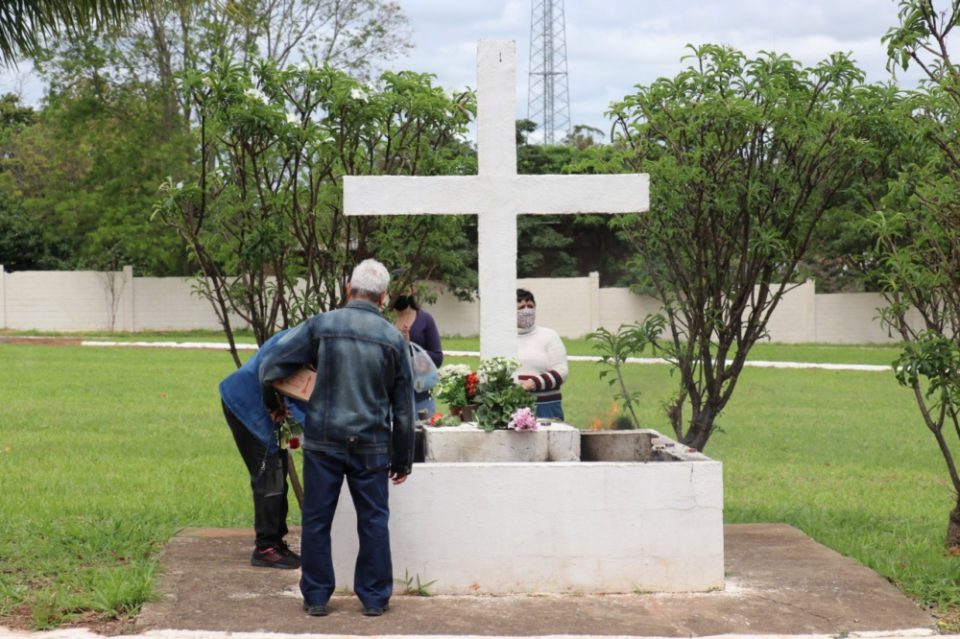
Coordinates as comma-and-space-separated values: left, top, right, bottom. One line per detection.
328, 428, 724, 594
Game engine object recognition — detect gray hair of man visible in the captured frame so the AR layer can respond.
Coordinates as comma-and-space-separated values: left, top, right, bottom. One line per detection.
348, 258, 391, 303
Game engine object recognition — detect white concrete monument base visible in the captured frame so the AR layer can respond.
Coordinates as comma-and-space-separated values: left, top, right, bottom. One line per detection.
327, 440, 724, 594
423, 423, 580, 462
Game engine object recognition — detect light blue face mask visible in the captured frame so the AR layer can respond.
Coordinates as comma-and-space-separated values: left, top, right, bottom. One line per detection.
517, 307, 536, 330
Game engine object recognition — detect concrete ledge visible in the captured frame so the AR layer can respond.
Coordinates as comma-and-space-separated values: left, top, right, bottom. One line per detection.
330, 455, 724, 593
580, 429, 655, 461
423, 423, 581, 462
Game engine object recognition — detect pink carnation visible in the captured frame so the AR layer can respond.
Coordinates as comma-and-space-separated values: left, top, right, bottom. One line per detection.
509, 407, 538, 431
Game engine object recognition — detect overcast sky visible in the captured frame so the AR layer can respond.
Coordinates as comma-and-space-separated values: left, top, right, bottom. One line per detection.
388, 0, 924, 141
0, 0, 925, 142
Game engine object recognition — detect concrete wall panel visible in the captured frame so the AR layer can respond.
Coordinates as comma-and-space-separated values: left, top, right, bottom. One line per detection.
0, 267, 924, 343
329, 460, 725, 594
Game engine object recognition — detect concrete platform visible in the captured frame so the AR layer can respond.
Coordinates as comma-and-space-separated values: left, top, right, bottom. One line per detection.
135, 523, 935, 637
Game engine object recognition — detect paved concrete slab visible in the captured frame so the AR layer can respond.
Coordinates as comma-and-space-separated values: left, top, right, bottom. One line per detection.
135, 523, 934, 637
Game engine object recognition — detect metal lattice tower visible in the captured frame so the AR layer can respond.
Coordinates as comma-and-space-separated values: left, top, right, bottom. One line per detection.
527, 0, 571, 145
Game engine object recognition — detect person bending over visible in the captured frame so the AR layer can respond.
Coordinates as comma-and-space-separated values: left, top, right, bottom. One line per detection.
219, 329, 305, 569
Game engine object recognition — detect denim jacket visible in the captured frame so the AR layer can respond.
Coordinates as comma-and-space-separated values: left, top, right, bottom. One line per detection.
219, 329, 305, 454
258, 300, 415, 475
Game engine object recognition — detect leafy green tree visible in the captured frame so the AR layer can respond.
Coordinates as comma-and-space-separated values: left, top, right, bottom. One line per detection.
609, 45, 879, 451
0, 62, 191, 274
871, 0, 960, 548
798, 82, 920, 293
0, 0, 152, 60
5, 0, 415, 280
36, 0, 412, 133
154, 58, 476, 363
0, 190, 54, 270
514, 118, 635, 283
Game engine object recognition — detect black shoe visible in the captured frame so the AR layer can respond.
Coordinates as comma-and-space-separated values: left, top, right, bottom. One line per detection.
303, 602, 328, 616
251, 546, 300, 569
362, 605, 387, 617
278, 540, 301, 562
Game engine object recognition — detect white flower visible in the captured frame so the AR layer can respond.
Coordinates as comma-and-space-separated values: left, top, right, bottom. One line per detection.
438, 364, 471, 380
350, 87, 369, 102
286, 113, 299, 126
244, 87, 269, 104
175, 181, 184, 189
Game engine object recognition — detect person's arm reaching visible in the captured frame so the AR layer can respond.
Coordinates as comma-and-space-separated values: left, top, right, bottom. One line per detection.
258, 322, 315, 413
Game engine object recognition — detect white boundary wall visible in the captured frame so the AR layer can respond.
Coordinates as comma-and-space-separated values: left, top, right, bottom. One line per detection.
0, 266, 917, 343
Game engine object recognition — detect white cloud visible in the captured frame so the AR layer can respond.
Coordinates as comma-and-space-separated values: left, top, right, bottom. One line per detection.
391, 0, 925, 140
0, 0, 926, 139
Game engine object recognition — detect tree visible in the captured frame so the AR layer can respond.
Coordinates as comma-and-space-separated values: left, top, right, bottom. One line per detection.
0, 61, 192, 274
562, 124, 605, 150
872, 0, 960, 549
0, 190, 53, 270
36, 0, 412, 133
154, 57, 476, 363
609, 45, 878, 451
514, 119, 635, 284
0, 0, 152, 60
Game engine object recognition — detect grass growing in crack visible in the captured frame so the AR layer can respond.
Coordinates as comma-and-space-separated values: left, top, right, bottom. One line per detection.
399, 570, 436, 596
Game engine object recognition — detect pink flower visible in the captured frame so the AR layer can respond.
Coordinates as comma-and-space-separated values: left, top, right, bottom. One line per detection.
508, 407, 538, 431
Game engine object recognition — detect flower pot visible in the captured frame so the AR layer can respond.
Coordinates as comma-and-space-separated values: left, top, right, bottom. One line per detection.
451, 403, 479, 422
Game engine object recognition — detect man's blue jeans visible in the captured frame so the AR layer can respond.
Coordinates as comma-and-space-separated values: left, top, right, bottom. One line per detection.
300, 449, 393, 609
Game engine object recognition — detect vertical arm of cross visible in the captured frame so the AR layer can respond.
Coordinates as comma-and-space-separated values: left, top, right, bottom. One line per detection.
477, 40, 520, 361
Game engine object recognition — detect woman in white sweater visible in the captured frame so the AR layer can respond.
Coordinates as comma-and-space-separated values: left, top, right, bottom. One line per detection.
516, 288, 569, 421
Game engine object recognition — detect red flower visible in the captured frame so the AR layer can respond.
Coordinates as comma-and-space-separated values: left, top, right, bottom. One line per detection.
289, 436, 301, 450
465, 372, 480, 399
428, 412, 444, 426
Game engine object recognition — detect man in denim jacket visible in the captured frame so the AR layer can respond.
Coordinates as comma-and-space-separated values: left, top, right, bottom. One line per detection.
259, 259, 415, 617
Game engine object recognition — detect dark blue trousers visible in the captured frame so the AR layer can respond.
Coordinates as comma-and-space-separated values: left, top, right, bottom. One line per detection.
300, 449, 393, 608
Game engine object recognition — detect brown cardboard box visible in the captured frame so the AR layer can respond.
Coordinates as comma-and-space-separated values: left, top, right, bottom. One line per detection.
272, 367, 316, 402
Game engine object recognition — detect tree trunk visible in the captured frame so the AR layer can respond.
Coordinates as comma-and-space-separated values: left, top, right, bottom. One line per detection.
682, 409, 714, 452
947, 498, 960, 551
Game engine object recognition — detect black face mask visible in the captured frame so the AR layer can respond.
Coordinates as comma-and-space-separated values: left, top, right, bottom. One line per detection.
393, 295, 412, 311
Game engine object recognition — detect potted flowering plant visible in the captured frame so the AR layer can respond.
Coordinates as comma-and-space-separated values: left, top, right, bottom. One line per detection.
473, 357, 535, 432
431, 358, 536, 431
432, 364, 481, 420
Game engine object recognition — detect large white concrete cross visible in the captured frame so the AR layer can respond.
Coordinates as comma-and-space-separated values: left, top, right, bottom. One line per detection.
344, 39, 649, 360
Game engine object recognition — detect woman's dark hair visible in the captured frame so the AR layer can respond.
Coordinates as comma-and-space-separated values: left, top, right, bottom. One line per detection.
516, 288, 535, 304
392, 293, 420, 311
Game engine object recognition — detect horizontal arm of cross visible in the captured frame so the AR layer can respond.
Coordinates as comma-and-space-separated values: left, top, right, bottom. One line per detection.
513, 174, 649, 214
343, 173, 649, 216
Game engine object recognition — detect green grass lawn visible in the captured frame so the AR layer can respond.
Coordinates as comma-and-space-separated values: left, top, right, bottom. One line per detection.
1, 339, 958, 630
